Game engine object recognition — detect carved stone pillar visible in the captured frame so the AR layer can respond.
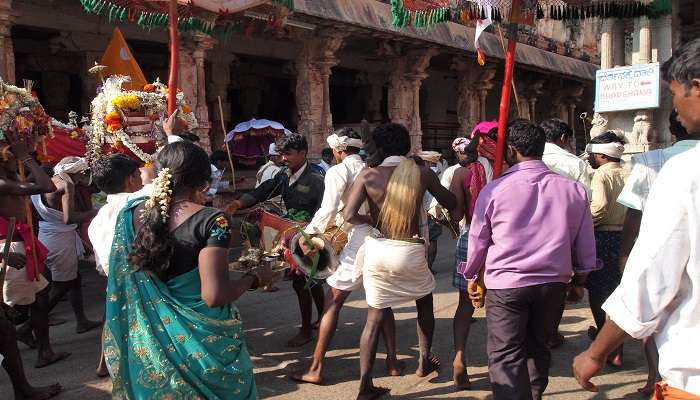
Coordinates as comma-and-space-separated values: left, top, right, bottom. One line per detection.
591, 18, 617, 138
452, 58, 476, 134
180, 32, 215, 152
295, 30, 345, 158
207, 52, 235, 152
629, 15, 655, 152
387, 48, 437, 152
0, 0, 14, 84
600, 18, 615, 70
524, 80, 545, 121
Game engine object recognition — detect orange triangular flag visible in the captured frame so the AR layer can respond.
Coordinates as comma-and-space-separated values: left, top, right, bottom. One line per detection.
100, 27, 147, 91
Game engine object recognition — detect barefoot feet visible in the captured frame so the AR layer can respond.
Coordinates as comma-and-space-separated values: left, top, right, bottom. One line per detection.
76, 319, 102, 334
286, 329, 313, 347
356, 385, 390, 400
452, 360, 471, 390
289, 368, 323, 385
15, 383, 62, 400
35, 351, 71, 369
416, 353, 440, 377
385, 357, 405, 377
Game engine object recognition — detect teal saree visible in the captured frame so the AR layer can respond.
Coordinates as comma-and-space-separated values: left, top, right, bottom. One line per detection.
103, 199, 256, 399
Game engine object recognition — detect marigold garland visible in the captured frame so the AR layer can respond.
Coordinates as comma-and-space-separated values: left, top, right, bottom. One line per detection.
111, 95, 141, 110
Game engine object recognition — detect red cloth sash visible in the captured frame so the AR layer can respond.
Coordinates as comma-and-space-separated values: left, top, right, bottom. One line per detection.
0, 217, 47, 281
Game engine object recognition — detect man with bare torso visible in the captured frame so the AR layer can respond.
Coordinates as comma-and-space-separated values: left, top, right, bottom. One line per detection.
0, 130, 63, 399
30, 156, 100, 334
344, 123, 456, 400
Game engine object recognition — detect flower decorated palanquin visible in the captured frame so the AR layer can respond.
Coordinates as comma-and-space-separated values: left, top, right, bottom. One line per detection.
87, 76, 198, 166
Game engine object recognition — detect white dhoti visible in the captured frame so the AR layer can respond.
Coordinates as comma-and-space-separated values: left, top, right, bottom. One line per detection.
326, 224, 371, 292
357, 236, 435, 309
1, 241, 49, 306
31, 195, 85, 282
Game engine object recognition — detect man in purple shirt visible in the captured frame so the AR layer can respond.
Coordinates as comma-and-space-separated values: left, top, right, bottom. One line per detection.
462, 119, 597, 400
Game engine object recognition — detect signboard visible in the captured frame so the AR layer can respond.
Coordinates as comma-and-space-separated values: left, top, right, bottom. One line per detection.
595, 63, 660, 113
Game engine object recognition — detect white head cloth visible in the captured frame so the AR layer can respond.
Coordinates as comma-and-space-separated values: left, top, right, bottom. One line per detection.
53, 156, 89, 184
416, 151, 442, 164
586, 142, 624, 159
327, 133, 363, 152
268, 143, 280, 156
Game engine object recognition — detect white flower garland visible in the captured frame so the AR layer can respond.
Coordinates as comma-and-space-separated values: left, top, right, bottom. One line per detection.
141, 167, 173, 223
88, 76, 198, 165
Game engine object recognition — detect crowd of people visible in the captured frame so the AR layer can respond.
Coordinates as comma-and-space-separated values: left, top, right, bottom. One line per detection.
0, 36, 698, 400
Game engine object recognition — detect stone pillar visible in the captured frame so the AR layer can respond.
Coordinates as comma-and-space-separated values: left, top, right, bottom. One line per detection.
295, 30, 345, 158
180, 32, 216, 152
525, 80, 545, 121
600, 18, 615, 70
590, 18, 617, 138
207, 52, 235, 152
452, 58, 477, 134
628, 16, 655, 151
388, 48, 437, 152
0, 0, 14, 84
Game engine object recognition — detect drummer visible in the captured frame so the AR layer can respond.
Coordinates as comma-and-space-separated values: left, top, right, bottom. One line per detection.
228, 134, 326, 347
291, 128, 403, 384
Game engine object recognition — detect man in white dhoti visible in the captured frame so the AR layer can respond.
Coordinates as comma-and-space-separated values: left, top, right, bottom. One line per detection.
344, 123, 456, 399
291, 128, 403, 385
31, 156, 100, 334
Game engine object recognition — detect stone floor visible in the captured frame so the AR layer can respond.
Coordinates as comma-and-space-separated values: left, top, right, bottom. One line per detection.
2, 233, 651, 399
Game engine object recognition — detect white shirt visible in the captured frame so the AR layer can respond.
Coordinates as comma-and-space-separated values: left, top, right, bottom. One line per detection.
602, 143, 700, 395
305, 154, 366, 234
255, 161, 282, 188
617, 140, 699, 211
88, 184, 152, 276
288, 162, 307, 186
208, 165, 224, 196
542, 142, 591, 198
317, 160, 331, 172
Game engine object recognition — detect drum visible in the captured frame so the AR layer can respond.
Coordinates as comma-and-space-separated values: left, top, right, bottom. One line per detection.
322, 225, 348, 254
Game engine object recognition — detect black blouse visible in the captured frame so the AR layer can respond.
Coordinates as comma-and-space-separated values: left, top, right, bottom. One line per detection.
165, 207, 231, 280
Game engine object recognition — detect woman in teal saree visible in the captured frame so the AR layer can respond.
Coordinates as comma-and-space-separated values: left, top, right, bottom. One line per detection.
103, 142, 272, 399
